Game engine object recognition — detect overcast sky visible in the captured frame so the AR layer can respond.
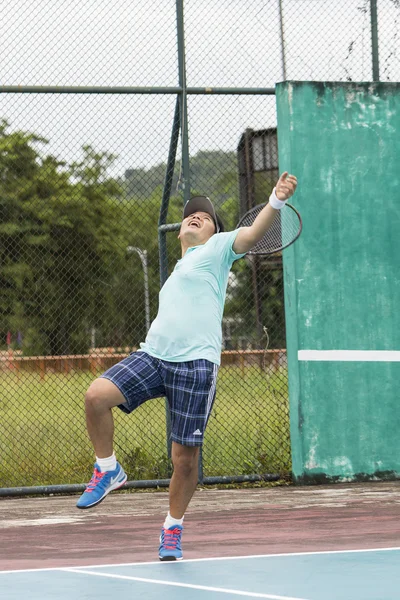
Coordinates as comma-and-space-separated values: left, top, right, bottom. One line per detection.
0, 0, 398, 176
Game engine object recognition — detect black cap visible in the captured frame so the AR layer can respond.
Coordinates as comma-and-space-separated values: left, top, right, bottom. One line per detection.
183, 196, 221, 233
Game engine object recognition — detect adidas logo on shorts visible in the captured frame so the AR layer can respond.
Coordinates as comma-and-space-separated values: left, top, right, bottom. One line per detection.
193, 429, 202, 435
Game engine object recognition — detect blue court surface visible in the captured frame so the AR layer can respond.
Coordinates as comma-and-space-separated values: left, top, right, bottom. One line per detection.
1, 547, 399, 600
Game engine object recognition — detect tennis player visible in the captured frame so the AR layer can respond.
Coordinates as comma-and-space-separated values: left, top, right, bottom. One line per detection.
76, 172, 297, 561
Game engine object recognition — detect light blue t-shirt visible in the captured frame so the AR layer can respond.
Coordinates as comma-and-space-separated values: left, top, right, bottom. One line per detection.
140, 229, 245, 365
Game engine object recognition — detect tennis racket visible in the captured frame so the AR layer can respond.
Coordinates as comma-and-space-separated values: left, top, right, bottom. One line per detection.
236, 202, 302, 255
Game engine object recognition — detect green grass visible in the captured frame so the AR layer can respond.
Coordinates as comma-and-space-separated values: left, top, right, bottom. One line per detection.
0, 365, 291, 487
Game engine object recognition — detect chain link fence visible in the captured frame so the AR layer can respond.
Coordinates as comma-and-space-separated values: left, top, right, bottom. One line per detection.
0, 0, 398, 492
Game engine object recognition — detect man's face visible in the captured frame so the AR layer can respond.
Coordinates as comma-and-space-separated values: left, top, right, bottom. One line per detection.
179, 211, 216, 243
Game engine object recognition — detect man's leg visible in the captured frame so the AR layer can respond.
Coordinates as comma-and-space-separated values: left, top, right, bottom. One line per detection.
169, 442, 200, 518
159, 359, 218, 560
76, 378, 128, 509
77, 351, 165, 509
85, 378, 125, 458
159, 442, 200, 561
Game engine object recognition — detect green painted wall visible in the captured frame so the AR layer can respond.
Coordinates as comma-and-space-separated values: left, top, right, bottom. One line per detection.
276, 81, 400, 482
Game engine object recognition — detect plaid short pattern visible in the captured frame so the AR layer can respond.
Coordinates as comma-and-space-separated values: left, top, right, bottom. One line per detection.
100, 351, 218, 446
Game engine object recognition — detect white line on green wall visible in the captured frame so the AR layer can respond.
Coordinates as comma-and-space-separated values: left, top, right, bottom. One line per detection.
298, 350, 400, 362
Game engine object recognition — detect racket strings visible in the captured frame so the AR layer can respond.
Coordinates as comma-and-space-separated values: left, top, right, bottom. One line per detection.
238, 203, 302, 254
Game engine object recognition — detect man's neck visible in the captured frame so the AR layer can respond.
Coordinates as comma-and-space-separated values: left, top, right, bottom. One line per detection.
180, 240, 197, 257
180, 233, 214, 257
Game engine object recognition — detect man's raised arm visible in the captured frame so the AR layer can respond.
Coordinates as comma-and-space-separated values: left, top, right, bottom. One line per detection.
233, 172, 298, 255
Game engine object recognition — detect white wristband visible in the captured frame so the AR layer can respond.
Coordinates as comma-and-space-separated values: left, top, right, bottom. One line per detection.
268, 187, 287, 210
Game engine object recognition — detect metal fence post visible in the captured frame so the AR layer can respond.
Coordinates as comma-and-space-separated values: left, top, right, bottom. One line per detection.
278, 0, 287, 81
370, 0, 380, 81
176, 0, 190, 204
158, 98, 181, 470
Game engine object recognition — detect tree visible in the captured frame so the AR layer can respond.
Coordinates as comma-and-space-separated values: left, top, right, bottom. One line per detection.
0, 126, 130, 355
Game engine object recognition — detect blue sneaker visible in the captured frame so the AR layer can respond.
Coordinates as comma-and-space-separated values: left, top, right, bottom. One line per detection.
159, 525, 184, 561
76, 462, 127, 509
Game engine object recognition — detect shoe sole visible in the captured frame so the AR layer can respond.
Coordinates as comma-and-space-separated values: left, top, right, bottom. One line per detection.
76, 474, 128, 510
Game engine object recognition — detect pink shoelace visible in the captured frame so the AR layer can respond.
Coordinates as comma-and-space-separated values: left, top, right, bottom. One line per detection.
162, 527, 181, 550
85, 468, 106, 493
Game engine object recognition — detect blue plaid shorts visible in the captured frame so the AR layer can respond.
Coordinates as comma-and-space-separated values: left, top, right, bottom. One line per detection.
100, 351, 218, 446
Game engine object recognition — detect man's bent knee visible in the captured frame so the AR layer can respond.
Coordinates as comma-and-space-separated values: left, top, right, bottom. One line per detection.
85, 378, 125, 411
171, 443, 199, 475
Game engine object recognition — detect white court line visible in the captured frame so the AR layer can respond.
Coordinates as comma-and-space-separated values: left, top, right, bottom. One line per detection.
62, 567, 311, 600
1, 546, 400, 575
298, 350, 400, 362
